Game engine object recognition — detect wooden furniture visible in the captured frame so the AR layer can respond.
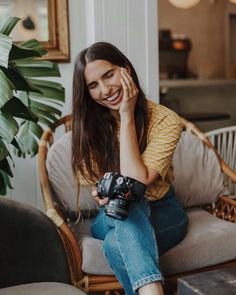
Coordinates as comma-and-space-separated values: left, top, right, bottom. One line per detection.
178, 266, 236, 295
38, 115, 236, 295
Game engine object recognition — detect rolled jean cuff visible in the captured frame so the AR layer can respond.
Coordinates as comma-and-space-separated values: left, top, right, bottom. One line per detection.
133, 273, 164, 292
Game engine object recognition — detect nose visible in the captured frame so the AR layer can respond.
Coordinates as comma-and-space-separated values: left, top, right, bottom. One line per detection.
100, 82, 111, 96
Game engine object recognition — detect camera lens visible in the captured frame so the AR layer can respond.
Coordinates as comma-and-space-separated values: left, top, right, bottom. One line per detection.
105, 197, 129, 220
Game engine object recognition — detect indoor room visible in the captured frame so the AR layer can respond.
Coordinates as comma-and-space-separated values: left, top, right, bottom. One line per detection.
0, 1, 236, 294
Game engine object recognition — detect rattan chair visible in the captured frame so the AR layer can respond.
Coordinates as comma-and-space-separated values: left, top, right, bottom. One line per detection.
38, 115, 236, 295
206, 125, 236, 200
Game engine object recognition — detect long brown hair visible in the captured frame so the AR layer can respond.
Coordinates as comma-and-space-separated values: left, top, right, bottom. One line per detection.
72, 42, 148, 184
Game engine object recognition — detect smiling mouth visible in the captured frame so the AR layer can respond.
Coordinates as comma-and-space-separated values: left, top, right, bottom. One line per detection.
106, 91, 120, 102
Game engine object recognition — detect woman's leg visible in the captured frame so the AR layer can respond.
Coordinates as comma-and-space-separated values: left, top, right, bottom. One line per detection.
91, 207, 136, 295
138, 281, 164, 295
91, 200, 163, 295
149, 186, 188, 256
103, 228, 136, 295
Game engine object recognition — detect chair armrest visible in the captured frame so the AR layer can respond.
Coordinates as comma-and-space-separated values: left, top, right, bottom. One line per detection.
38, 133, 83, 284
0, 198, 70, 288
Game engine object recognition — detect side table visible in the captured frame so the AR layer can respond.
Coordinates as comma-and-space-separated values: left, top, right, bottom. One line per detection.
178, 267, 236, 295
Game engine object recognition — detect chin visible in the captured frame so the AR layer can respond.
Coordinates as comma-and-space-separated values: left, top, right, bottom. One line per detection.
109, 104, 121, 111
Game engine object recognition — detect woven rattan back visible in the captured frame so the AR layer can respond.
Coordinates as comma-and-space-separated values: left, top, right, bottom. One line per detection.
206, 126, 236, 196
39, 114, 236, 211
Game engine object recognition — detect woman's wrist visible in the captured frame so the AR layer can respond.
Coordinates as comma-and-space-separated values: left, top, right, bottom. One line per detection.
119, 111, 135, 124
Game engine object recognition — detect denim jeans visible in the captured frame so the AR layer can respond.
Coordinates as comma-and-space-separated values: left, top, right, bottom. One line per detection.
91, 186, 188, 295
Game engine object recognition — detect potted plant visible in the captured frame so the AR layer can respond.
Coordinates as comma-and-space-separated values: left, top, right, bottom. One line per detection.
0, 16, 65, 195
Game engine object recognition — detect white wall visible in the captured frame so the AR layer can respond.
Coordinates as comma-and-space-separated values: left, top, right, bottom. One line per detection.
7, 0, 159, 209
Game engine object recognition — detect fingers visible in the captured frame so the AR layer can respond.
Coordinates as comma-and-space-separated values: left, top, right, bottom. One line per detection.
120, 76, 129, 96
121, 68, 134, 94
92, 190, 98, 197
92, 190, 109, 206
120, 67, 138, 98
99, 197, 109, 206
92, 190, 100, 204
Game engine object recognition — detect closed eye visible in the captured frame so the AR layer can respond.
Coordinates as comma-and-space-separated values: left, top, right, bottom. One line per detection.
88, 82, 97, 90
87, 69, 115, 90
104, 70, 114, 79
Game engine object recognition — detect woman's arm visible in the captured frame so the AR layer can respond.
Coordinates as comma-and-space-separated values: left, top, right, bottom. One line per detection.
119, 68, 159, 186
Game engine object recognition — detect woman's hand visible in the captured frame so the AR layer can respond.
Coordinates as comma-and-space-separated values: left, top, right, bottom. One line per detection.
119, 67, 139, 115
92, 189, 109, 206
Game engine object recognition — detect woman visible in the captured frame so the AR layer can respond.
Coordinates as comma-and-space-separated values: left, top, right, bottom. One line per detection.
72, 42, 188, 295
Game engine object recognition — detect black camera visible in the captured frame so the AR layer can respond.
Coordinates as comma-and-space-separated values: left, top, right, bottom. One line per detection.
96, 172, 146, 220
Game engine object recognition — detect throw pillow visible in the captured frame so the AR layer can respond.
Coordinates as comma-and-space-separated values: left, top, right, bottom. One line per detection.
172, 131, 226, 208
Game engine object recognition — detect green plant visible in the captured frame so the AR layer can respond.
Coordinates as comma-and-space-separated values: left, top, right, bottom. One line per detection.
0, 16, 65, 195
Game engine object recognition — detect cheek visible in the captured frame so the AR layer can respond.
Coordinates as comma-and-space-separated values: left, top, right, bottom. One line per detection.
112, 73, 122, 85
89, 89, 98, 100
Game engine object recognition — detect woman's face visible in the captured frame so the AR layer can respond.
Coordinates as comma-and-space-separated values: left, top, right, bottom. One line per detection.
84, 59, 124, 111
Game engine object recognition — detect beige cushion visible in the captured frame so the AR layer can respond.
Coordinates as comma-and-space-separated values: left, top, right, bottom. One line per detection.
70, 208, 236, 275
46, 132, 98, 217
161, 208, 236, 275
0, 282, 85, 295
172, 131, 226, 208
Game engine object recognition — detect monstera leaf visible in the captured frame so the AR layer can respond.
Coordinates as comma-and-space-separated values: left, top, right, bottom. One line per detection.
0, 16, 65, 195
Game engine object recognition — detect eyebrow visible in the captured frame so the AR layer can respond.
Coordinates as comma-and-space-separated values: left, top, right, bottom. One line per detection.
87, 69, 114, 88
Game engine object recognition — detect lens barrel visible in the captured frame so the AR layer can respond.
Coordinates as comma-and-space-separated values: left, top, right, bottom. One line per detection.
105, 197, 129, 220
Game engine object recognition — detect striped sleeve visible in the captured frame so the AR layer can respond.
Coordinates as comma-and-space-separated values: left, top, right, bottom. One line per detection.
141, 104, 182, 179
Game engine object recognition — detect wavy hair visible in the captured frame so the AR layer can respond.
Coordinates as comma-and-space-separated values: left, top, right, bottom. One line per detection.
72, 42, 148, 184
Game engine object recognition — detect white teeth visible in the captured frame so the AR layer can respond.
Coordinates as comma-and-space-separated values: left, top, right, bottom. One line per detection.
106, 92, 119, 102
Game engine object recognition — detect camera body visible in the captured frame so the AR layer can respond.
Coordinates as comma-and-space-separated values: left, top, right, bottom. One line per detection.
96, 172, 146, 220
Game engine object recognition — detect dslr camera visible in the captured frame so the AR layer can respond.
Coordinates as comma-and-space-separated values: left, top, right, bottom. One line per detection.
96, 172, 146, 220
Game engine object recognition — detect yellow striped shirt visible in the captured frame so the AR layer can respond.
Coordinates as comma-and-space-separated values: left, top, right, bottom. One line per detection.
78, 99, 182, 201
141, 99, 182, 200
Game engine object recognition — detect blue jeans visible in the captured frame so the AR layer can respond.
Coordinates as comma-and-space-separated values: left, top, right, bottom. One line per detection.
91, 186, 188, 294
